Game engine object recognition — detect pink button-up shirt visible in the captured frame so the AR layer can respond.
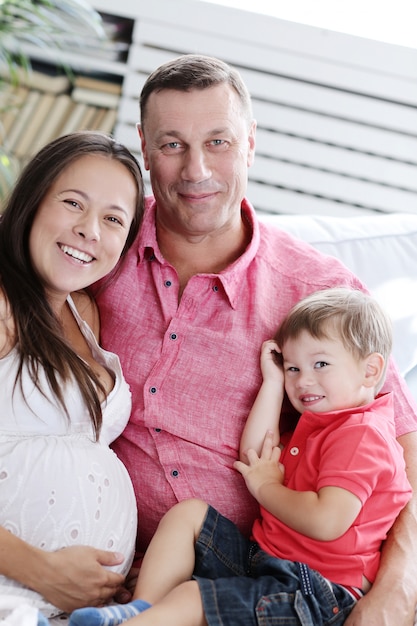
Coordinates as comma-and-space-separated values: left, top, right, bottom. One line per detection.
96, 197, 417, 556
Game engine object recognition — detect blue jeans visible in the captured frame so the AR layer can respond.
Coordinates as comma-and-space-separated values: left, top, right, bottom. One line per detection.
193, 505, 356, 626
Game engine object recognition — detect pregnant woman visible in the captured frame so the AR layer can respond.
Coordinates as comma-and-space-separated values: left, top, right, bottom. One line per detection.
0, 131, 144, 623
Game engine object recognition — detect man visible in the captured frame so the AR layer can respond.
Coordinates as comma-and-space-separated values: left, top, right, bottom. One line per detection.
96, 55, 417, 625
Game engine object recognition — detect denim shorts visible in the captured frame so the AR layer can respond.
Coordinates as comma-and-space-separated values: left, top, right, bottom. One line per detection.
193, 505, 356, 626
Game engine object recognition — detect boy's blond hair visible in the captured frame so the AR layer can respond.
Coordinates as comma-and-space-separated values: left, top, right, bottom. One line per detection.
275, 288, 393, 393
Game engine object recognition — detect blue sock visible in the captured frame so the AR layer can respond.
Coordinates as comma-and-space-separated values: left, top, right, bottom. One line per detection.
69, 599, 151, 626
37, 613, 50, 626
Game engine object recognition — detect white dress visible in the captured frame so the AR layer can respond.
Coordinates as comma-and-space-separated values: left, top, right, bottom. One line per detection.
0, 297, 137, 620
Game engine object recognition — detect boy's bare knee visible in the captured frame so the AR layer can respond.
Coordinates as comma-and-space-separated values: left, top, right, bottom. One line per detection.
159, 498, 209, 536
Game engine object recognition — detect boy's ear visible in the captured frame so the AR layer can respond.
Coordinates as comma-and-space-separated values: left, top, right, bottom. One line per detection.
364, 352, 385, 387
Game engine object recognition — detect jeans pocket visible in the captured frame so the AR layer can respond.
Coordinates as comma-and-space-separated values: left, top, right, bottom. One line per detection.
255, 590, 314, 625
255, 588, 351, 626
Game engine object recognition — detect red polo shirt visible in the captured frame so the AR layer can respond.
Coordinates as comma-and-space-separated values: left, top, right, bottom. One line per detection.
252, 393, 412, 588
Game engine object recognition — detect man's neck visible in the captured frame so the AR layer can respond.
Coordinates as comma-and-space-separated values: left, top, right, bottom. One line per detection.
157, 215, 252, 296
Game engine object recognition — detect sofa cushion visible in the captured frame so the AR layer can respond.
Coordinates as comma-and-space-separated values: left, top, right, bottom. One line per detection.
259, 212, 417, 399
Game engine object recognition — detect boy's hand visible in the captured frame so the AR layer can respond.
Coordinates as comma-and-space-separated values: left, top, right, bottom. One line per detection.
234, 431, 284, 499
260, 340, 284, 385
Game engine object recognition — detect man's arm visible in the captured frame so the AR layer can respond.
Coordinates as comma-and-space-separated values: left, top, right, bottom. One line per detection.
345, 430, 417, 626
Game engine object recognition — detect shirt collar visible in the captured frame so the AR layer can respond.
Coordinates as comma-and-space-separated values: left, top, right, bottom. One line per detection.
137, 196, 261, 308
137, 196, 163, 263
216, 198, 260, 308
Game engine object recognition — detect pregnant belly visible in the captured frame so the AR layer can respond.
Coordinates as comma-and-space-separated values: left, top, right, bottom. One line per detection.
0, 435, 137, 573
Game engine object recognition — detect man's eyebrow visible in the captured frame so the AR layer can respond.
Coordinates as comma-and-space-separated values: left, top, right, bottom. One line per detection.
154, 130, 181, 141
155, 127, 230, 141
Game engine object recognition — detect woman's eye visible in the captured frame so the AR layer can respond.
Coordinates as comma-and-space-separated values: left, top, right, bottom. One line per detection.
64, 199, 81, 209
106, 216, 123, 226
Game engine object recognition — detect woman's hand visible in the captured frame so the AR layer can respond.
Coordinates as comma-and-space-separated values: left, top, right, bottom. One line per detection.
32, 546, 126, 612
113, 565, 140, 604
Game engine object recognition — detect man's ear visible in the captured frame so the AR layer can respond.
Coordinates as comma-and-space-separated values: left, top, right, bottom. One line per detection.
247, 119, 256, 168
364, 352, 385, 388
136, 123, 149, 171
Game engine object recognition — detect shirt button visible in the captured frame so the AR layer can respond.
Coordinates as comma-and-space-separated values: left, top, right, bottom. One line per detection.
164, 280, 172, 287
170, 333, 178, 340
290, 446, 299, 456
154, 428, 161, 433
212, 285, 219, 292
171, 470, 179, 478
149, 386, 157, 394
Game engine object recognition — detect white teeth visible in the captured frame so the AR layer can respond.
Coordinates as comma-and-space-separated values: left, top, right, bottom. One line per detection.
303, 396, 320, 402
60, 244, 93, 263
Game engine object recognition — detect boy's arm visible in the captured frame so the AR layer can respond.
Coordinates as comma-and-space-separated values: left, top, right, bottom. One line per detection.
236, 432, 362, 541
239, 340, 284, 461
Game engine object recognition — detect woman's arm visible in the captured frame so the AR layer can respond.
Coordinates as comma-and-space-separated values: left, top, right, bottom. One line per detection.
239, 340, 284, 461
0, 526, 125, 612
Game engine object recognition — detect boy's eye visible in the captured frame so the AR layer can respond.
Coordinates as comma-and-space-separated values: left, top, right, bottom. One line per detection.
315, 361, 328, 369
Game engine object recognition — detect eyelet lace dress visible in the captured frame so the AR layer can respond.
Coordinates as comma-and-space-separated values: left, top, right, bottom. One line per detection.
0, 297, 137, 620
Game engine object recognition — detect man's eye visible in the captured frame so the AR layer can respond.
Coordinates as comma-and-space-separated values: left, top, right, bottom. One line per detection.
161, 142, 182, 154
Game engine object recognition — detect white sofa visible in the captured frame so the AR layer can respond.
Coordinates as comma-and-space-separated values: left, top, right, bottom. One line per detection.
260, 212, 417, 401
4, 211, 417, 626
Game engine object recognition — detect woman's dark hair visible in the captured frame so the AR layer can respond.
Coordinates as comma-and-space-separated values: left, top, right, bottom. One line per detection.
0, 130, 144, 438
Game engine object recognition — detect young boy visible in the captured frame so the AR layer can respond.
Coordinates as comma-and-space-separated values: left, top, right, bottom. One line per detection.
69, 288, 412, 626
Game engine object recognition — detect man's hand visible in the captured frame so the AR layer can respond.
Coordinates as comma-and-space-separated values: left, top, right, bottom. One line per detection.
33, 546, 125, 612
345, 586, 415, 626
